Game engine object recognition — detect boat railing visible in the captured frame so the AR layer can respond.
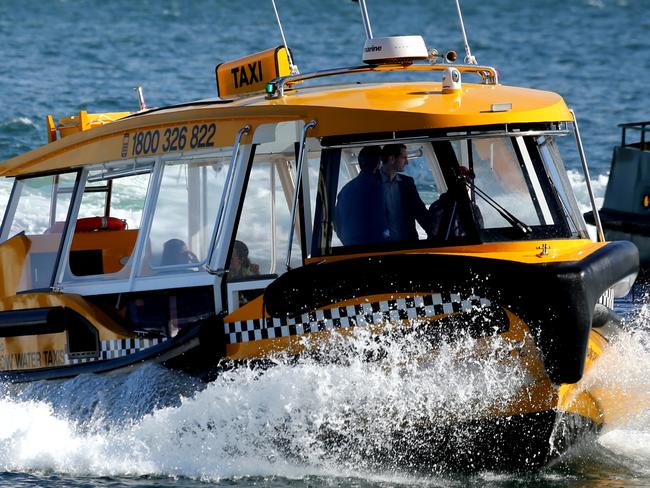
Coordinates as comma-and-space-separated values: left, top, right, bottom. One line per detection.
619, 121, 650, 150
265, 63, 499, 99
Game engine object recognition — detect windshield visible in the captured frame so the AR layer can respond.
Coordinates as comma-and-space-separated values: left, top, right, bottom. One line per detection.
310, 130, 586, 256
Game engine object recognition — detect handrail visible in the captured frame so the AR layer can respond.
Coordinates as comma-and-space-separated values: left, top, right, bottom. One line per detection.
571, 109, 605, 242
321, 129, 570, 149
285, 120, 317, 270
266, 62, 499, 98
619, 121, 650, 148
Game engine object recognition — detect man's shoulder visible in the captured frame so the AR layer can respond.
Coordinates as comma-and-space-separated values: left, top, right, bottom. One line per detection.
398, 174, 416, 186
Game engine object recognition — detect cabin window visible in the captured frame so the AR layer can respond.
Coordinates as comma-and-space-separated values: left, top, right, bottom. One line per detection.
140, 157, 229, 275
227, 154, 302, 306
311, 143, 448, 255
311, 132, 578, 255
458, 137, 553, 227
535, 136, 588, 237
451, 136, 573, 240
0, 173, 78, 291
64, 163, 152, 279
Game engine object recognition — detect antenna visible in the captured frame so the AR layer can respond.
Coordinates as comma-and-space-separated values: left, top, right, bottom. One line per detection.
357, 0, 374, 39
134, 86, 147, 111
271, 0, 299, 74
454, 0, 477, 65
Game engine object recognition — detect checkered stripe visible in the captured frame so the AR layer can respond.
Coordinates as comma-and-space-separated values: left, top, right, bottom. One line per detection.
65, 337, 164, 365
224, 292, 491, 345
598, 288, 614, 309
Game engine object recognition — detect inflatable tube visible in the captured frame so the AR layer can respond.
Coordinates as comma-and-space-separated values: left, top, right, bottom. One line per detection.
75, 216, 127, 232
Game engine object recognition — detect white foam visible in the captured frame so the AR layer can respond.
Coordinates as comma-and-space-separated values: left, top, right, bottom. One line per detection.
1, 117, 37, 129
0, 329, 531, 481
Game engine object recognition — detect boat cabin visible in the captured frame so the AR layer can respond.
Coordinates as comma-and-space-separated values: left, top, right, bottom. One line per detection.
0, 40, 634, 380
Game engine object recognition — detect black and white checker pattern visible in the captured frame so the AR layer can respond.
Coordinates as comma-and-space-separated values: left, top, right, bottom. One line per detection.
598, 288, 614, 309
65, 337, 164, 365
224, 292, 491, 345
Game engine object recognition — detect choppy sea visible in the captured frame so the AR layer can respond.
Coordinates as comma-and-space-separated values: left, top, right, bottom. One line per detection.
1, 0, 650, 486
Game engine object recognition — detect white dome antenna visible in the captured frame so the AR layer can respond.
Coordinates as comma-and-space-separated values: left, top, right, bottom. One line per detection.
362, 36, 429, 65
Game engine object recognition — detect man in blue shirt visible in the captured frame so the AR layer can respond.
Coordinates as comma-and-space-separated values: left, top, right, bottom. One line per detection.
379, 144, 432, 242
334, 146, 389, 246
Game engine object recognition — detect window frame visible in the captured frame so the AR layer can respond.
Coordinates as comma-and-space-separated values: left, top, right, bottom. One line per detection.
310, 125, 580, 256
0, 170, 82, 292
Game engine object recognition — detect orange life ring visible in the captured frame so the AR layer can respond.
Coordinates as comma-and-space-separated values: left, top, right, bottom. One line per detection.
75, 216, 127, 232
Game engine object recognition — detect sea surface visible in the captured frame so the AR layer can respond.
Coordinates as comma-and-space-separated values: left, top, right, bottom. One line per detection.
1, 0, 650, 486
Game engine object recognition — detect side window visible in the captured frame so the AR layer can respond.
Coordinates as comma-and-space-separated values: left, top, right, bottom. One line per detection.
227, 154, 301, 307
7, 174, 76, 237
231, 158, 301, 272
0, 178, 12, 216
312, 143, 445, 255
1, 173, 77, 291
65, 164, 151, 279
141, 156, 229, 274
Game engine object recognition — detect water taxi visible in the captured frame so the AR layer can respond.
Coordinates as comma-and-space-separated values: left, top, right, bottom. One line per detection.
0, 1, 639, 470
585, 121, 650, 266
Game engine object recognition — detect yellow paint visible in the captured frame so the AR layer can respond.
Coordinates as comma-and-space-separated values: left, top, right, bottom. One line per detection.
0, 115, 269, 177
46, 115, 57, 143
216, 46, 292, 98
0, 333, 67, 371
1, 77, 572, 178
0, 234, 31, 298
55, 110, 131, 138
68, 229, 138, 274
305, 239, 605, 266
0, 293, 132, 341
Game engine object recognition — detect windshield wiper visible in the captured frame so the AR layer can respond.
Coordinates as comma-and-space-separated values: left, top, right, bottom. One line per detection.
466, 181, 533, 235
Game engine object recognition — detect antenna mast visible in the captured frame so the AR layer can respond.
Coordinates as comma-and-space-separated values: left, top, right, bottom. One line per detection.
454, 0, 477, 65
271, 0, 299, 74
357, 0, 374, 39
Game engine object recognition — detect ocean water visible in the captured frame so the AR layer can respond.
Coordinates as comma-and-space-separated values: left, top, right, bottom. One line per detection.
1, 0, 650, 486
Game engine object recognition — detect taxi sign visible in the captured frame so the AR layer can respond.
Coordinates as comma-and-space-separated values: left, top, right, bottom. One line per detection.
216, 46, 293, 98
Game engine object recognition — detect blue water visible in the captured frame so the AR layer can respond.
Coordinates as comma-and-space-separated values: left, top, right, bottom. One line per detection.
1, 0, 650, 486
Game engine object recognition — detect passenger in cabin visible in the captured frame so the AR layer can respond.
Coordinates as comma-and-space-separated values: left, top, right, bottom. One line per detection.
160, 238, 198, 265
334, 145, 389, 246
379, 144, 432, 241
429, 166, 483, 238
229, 240, 260, 280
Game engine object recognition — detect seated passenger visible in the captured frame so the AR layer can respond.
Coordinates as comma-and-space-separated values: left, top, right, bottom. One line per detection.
161, 238, 198, 265
429, 167, 483, 238
379, 144, 432, 241
229, 240, 260, 280
334, 146, 389, 246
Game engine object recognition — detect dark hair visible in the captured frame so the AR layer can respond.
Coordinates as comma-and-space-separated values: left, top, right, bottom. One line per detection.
161, 238, 189, 265
357, 146, 381, 173
233, 240, 251, 268
381, 143, 407, 162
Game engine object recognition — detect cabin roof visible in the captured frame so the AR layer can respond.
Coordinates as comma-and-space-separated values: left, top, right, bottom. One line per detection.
0, 81, 572, 177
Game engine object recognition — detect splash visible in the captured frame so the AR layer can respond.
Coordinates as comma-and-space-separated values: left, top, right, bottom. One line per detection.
0, 327, 532, 481
571, 302, 650, 474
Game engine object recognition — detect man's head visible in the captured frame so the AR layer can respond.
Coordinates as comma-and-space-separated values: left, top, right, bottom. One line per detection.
381, 144, 408, 177
357, 146, 381, 173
